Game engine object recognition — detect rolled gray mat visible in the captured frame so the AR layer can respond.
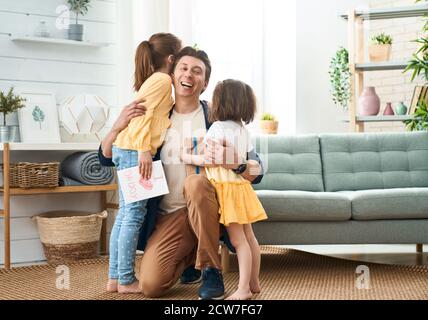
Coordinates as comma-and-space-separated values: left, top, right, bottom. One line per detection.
61, 151, 114, 185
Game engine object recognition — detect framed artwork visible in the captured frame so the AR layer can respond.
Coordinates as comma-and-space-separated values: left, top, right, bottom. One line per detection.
18, 91, 61, 143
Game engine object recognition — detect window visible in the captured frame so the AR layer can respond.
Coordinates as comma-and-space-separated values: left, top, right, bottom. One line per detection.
170, 0, 296, 134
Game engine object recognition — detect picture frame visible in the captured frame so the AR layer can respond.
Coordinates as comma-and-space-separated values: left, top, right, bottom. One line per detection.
18, 91, 61, 143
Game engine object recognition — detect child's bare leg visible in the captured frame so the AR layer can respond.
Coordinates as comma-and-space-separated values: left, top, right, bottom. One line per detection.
225, 223, 253, 300
118, 280, 142, 294
106, 279, 118, 292
244, 224, 261, 294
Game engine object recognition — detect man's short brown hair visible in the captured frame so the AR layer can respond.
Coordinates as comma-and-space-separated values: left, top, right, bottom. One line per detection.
173, 46, 212, 83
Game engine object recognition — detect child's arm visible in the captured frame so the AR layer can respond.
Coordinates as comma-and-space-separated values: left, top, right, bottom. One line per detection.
180, 147, 217, 168
128, 74, 172, 154
138, 150, 152, 180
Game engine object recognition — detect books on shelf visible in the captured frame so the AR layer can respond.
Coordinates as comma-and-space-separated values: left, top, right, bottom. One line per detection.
409, 86, 428, 115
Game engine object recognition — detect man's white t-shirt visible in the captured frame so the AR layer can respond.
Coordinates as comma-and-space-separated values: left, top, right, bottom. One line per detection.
158, 104, 206, 214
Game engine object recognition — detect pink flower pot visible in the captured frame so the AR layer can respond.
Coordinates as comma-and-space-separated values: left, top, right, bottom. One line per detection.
358, 87, 380, 116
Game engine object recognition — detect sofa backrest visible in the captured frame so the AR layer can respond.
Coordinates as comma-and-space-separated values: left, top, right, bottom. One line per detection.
320, 132, 428, 191
252, 135, 324, 192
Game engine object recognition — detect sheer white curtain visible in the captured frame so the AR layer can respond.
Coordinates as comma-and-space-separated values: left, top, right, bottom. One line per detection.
191, 0, 264, 105
123, 0, 296, 134
170, 0, 296, 134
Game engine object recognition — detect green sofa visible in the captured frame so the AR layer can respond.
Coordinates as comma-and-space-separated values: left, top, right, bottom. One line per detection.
251, 131, 428, 246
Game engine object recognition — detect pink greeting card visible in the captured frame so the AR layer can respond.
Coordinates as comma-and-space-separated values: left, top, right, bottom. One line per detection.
117, 160, 169, 204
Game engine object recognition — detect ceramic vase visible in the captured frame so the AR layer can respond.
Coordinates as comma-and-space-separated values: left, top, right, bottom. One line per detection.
383, 102, 394, 115
358, 87, 380, 116
395, 102, 408, 115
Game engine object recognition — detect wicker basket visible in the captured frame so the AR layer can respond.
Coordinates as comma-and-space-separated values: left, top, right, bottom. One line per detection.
18, 162, 60, 188
33, 210, 108, 265
0, 163, 19, 187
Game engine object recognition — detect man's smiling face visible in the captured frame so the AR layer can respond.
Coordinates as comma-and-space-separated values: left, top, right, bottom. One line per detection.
173, 56, 208, 98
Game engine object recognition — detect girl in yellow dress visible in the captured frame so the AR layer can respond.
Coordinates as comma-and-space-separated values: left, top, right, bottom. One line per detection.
107, 33, 182, 294
181, 79, 267, 300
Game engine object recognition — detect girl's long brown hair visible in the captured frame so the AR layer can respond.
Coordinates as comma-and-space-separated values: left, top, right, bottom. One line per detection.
209, 79, 257, 125
134, 33, 182, 92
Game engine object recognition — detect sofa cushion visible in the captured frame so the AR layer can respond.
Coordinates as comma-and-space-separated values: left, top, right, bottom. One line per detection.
343, 188, 428, 221
252, 135, 324, 192
255, 190, 351, 221
320, 132, 428, 192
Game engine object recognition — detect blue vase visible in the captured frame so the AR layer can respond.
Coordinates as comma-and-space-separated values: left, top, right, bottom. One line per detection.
395, 102, 407, 115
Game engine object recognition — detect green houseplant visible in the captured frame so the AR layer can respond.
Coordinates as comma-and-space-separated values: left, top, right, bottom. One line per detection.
329, 47, 351, 110
67, 0, 91, 41
404, 0, 428, 131
0, 87, 26, 142
405, 99, 428, 131
260, 112, 278, 134
369, 32, 393, 62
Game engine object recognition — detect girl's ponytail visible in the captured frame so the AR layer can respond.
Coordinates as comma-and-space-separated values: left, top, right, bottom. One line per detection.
134, 40, 154, 92
134, 33, 182, 91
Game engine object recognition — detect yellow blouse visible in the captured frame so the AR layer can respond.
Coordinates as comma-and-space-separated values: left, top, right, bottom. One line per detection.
114, 72, 173, 155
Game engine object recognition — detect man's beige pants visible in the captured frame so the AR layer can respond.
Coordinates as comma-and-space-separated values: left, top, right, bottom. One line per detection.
138, 174, 222, 297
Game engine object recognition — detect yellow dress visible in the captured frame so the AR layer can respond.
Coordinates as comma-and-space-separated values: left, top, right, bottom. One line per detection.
114, 72, 173, 155
206, 166, 267, 226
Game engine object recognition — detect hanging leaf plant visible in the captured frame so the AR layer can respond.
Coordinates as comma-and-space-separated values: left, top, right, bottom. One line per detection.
329, 47, 351, 110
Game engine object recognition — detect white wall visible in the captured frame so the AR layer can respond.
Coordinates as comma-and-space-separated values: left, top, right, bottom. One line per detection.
0, 0, 118, 265
116, 0, 170, 108
296, 0, 370, 134
264, 0, 296, 135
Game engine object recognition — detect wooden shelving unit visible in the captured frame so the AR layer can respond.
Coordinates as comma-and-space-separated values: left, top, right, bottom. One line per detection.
342, 4, 428, 132
0, 143, 118, 270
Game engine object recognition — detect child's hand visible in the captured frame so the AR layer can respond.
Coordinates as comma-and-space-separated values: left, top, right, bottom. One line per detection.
180, 146, 193, 164
138, 151, 152, 180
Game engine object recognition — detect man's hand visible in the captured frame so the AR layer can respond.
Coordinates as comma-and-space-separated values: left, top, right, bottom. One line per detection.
204, 138, 243, 170
111, 98, 147, 133
139, 150, 153, 180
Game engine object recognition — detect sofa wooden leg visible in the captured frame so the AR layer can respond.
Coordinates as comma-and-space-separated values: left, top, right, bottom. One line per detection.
221, 244, 230, 273
416, 244, 423, 253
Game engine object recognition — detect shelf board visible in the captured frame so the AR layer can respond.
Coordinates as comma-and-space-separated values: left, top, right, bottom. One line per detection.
341, 115, 412, 122
10, 36, 109, 48
341, 4, 428, 21
0, 143, 100, 151
355, 61, 409, 71
0, 184, 117, 195
357, 115, 412, 122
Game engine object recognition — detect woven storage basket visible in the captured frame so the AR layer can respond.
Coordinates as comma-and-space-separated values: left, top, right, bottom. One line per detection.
0, 163, 19, 187
33, 210, 108, 265
18, 162, 59, 188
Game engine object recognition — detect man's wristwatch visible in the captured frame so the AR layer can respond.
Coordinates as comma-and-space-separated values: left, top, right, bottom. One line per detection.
232, 163, 247, 174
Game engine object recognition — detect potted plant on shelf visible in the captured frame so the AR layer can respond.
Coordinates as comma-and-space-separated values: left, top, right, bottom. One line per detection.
329, 47, 351, 110
369, 32, 393, 62
0, 87, 26, 142
67, 0, 91, 41
260, 112, 278, 134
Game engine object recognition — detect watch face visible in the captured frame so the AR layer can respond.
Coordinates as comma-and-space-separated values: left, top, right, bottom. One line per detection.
238, 164, 246, 173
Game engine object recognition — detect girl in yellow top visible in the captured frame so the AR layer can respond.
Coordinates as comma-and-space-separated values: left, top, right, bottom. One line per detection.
181, 79, 267, 300
107, 33, 182, 294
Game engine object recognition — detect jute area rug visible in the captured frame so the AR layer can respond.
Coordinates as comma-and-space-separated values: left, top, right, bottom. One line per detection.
1, 246, 427, 300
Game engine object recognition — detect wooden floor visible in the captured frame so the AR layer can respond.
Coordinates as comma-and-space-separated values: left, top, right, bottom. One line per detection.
7, 244, 428, 268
